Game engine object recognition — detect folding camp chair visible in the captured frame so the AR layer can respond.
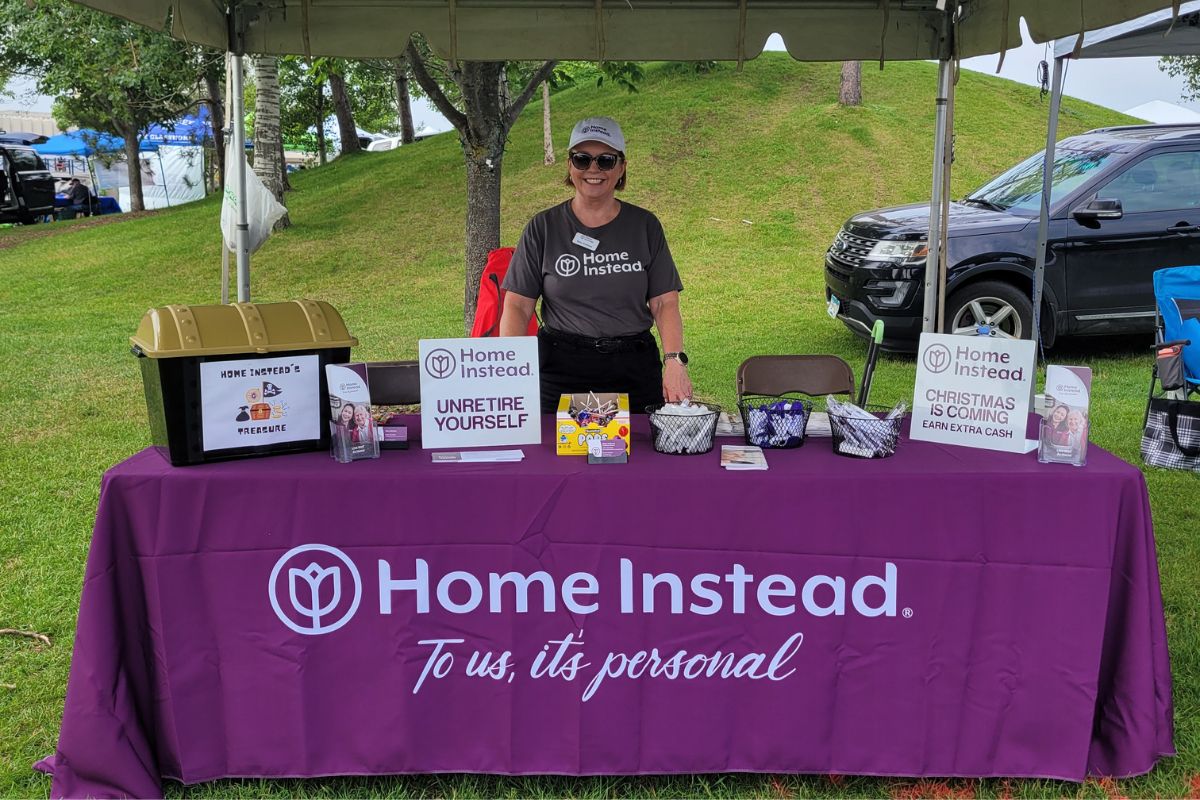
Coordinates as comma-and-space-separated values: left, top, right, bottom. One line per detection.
736, 355, 856, 400
1144, 266, 1200, 426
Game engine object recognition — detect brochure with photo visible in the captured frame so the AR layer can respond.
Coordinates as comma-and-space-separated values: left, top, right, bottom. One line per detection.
326, 363, 381, 463
1038, 365, 1091, 467
720, 445, 768, 470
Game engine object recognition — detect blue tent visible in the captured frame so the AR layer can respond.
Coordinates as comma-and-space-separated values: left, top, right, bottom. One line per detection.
33, 130, 154, 156
143, 107, 212, 147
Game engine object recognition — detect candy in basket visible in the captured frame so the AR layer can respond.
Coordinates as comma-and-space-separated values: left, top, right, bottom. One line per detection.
647, 401, 721, 455
737, 395, 813, 449
825, 396, 907, 459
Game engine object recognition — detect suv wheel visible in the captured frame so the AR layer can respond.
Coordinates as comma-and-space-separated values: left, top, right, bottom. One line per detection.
946, 281, 1033, 341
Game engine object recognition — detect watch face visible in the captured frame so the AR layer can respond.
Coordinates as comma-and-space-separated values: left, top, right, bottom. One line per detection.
678, 352, 689, 366
667, 352, 688, 366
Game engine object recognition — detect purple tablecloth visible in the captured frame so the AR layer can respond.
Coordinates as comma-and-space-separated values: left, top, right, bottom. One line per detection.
41, 417, 1173, 797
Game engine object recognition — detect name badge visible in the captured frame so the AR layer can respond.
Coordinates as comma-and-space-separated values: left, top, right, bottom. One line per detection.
572, 232, 600, 251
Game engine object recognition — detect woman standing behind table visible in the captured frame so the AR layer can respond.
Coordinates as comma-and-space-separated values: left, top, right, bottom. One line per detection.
499, 116, 692, 412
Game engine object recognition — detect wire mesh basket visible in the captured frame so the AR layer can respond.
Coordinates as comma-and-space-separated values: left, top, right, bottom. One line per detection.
737, 395, 814, 449
647, 403, 722, 455
827, 404, 903, 459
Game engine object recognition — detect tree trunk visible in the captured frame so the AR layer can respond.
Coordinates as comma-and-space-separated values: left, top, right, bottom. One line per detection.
542, 81, 554, 165
279, 136, 290, 191
464, 149, 503, 334
839, 61, 862, 106
252, 55, 291, 230
394, 56, 415, 144
404, 46, 555, 331
204, 68, 226, 192
315, 80, 327, 165
328, 71, 361, 154
122, 126, 144, 212
458, 61, 509, 334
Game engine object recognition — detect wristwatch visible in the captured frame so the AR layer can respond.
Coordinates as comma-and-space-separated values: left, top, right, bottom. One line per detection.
663, 352, 689, 367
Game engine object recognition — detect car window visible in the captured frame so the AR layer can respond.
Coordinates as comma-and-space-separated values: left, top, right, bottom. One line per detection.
966, 147, 1121, 214
1097, 150, 1200, 213
8, 149, 44, 172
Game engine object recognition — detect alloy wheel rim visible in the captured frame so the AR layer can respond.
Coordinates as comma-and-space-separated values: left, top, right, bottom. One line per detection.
951, 297, 1023, 340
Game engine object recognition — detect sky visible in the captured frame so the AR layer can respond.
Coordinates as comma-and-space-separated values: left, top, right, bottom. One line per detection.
4, 20, 1198, 132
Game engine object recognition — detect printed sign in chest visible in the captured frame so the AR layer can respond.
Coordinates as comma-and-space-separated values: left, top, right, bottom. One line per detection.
579, 250, 644, 276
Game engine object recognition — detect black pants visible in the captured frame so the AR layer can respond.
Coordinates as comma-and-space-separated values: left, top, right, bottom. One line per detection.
538, 329, 662, 414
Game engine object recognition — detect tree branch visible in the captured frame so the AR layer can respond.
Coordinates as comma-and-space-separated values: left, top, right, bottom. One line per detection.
405, 40, 468, 133
506, 60, 558, 130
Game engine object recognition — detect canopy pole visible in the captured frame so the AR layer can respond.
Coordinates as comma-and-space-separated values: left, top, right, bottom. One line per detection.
936, 64, 956, 333
230, 52, 251, 302
922, 57, 954, 334
1032, 56, 1064, 351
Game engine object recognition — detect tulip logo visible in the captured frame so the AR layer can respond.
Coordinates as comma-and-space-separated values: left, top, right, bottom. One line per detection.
555, 254, 581, 277
269, 544, 362, 635
424, 348, 456, 379
923, 344, 952, 374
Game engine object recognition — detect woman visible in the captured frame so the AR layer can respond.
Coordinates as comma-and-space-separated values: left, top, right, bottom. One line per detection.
1043, 404, 1071, 447
351, 405, 373, 444
499, 116, 691, 412
335, 403, 355, 434
1066, 409, 1088, 459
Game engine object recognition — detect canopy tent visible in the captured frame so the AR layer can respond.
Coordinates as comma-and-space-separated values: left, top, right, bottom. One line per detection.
64, 0, 1184, 307
1030, 1, 1200, 348
33, 128, 207, 211
33, 129, 136, 156
142, 106, 213, 147
63, 0, 1183, 63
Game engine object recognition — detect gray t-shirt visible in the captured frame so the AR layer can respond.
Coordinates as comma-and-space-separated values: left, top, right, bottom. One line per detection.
502, 200, 683, 338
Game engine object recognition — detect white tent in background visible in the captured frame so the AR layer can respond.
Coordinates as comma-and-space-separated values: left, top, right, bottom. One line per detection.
1124, 100, 1200, 125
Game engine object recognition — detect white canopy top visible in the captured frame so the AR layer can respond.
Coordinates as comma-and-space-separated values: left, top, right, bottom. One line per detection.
1054, 0, 1200, 59
70, 0, 1182, 62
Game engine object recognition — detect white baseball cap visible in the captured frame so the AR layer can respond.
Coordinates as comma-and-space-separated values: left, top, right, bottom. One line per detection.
568, 116, 626, 153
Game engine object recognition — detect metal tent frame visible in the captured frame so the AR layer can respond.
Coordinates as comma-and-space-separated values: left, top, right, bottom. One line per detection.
1032, 2, 1200, 347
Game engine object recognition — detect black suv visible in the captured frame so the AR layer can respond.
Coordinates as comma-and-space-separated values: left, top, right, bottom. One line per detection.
0, 143, 55, 224
825, 124, 1200, 352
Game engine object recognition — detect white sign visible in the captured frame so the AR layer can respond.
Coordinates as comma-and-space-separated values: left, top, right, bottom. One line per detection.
200, 355, 320, 451
419, 337, 541, 449
909, 333, 1035, 453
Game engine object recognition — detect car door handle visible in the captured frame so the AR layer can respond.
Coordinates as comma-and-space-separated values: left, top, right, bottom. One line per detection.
1167, 223, 1200, 233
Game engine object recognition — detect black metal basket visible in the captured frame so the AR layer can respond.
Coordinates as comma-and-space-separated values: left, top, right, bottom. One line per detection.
646, 403, 722, 455
827, 404, 903, 459
737, 395, 813, 449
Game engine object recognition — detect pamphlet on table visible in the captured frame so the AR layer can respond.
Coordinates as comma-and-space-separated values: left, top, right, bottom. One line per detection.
1038, 365, 1091, 467
721, 445, 768, 470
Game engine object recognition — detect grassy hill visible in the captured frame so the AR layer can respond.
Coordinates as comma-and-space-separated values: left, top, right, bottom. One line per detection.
2, 56, 1196, 798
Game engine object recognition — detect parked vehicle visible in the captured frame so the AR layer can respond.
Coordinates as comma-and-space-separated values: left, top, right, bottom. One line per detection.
825, 124, 1200, 352
0, 143, 55, 224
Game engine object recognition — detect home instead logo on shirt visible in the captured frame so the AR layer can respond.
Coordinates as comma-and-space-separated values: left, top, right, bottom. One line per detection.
554, 249, 644, 278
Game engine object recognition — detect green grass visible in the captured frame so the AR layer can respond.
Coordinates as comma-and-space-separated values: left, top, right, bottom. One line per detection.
1, 56, 1197, 799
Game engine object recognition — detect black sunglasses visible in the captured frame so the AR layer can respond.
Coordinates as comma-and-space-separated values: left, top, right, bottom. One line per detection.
568, 151, 624, 171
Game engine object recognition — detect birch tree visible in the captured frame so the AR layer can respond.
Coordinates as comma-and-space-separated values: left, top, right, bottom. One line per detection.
252, 55, 290, 230
542, 81, 555, 165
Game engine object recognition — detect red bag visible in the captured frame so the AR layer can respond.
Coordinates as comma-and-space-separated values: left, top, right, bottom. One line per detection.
470, 247, 539, 337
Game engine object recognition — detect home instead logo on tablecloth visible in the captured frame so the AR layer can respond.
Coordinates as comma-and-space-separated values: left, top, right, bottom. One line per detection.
267, 548, 905, 635
268, 544, 363, 635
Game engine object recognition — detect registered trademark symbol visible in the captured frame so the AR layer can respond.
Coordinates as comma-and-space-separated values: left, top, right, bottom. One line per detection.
902, 608, 913, 618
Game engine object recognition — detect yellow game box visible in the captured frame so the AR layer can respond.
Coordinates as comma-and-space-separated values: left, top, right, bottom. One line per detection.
555, 393, 632, 455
